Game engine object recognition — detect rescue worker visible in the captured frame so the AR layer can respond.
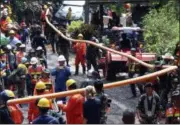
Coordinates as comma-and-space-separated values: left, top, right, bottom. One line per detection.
66, 7, 72, 25
58, 79, 85, 124
36, 46, 47, 68
73, 34, 86, 75
0, 10, 11, 33
83, 86, 101, 124
30, 20, 41, 41
51, 55, 71, 101
5, 44, 16, 71
15, 41, 22, 52
8, 30, 22, 49
0, 49, 11, 90
28, 57, 43, 95
16, 44, 26, 65
40, 5, 48, 25
127, 48, 142, 97
80, 70, 100, 88
94, 80, 111, 124
8, 57, 27, 98
20, 22, 29, 44
32, 30, 47, 56
0, 91, 14, 124
28, 81, 49, 123
0, 90, 23, 124
27, 49, 36, 63
40, 69, 54, 93
86, 37, 100, 72
32, 98, 59, 124
166, 85, 180, 124
137, 83, 160, 124
122, 109, 135, 124
57, 28, 70, 66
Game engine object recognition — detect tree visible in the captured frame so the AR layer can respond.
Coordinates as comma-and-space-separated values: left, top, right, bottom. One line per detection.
142, 0, 180, 55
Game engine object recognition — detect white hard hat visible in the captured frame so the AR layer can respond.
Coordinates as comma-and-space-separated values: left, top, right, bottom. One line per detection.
36, 46, 43, 51
162, 53, 174, 60
58, 55, 66, 61
30, 57, 38, 65
15, 41, 22, 45
3, 9, 8, 16
9, 30, 15, 34
6, 44, 12, 50
20, 44, 26, 48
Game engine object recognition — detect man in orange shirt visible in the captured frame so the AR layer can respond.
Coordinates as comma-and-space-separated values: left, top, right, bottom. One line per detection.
40, 69, 54, 93
28, 81, 51, 123
0, 90, 23, 124
28, 57, 43, 95
58, 79, 84, 124
73, 34, 86, 75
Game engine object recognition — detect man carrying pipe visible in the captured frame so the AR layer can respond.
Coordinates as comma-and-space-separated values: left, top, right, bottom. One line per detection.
58, 79, 84, 124
28, 81, 52, 123
0, 90, 23, 124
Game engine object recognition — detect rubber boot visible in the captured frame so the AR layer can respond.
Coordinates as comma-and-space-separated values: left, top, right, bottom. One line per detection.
83, 65, 86, 74
74, 65, 79, 75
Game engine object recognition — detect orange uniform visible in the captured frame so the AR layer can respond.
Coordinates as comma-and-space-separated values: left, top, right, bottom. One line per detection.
28, 65, 43, 85
16, 51, 25, 64
28, 91, 53, 123
166, 107, 180, 118
8, 104, 23, 124
58, 94, 85, 124
41, 78, 54, 93
73, 42, 86, 66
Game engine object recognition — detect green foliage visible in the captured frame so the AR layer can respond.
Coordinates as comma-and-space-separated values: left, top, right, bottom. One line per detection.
110, 4, 125, 16
67, 21, 83, 33
69, 21, 97, 40
142, 1, 179, 55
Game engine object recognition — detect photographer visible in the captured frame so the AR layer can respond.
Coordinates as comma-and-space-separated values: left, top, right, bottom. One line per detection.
94, 80, 111, 124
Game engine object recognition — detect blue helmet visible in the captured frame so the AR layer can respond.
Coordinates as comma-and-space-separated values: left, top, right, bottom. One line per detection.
21, 57, 27, 64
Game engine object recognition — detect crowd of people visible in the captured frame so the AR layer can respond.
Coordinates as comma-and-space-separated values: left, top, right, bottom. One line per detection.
0, 0, 180, 124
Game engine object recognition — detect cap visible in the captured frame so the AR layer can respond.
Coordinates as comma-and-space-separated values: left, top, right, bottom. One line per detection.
162, 53, 174, 60
144, 83, 153, 88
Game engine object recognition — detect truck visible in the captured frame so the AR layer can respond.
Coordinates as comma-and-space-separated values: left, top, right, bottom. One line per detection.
98, 26, 156, 81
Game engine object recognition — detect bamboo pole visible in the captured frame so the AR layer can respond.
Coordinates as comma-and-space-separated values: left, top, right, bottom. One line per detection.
7, 8, 178, 105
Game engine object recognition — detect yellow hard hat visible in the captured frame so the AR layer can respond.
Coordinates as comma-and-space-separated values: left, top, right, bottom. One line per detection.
9, 30, 15, 34
44, 5, 48, 9
37, 98, 50, 108
66, 79, 76, 88
35, 81, 46, 90
5, 90, 15, 98
78, 34, 83, 38
0, 49, 5, 54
